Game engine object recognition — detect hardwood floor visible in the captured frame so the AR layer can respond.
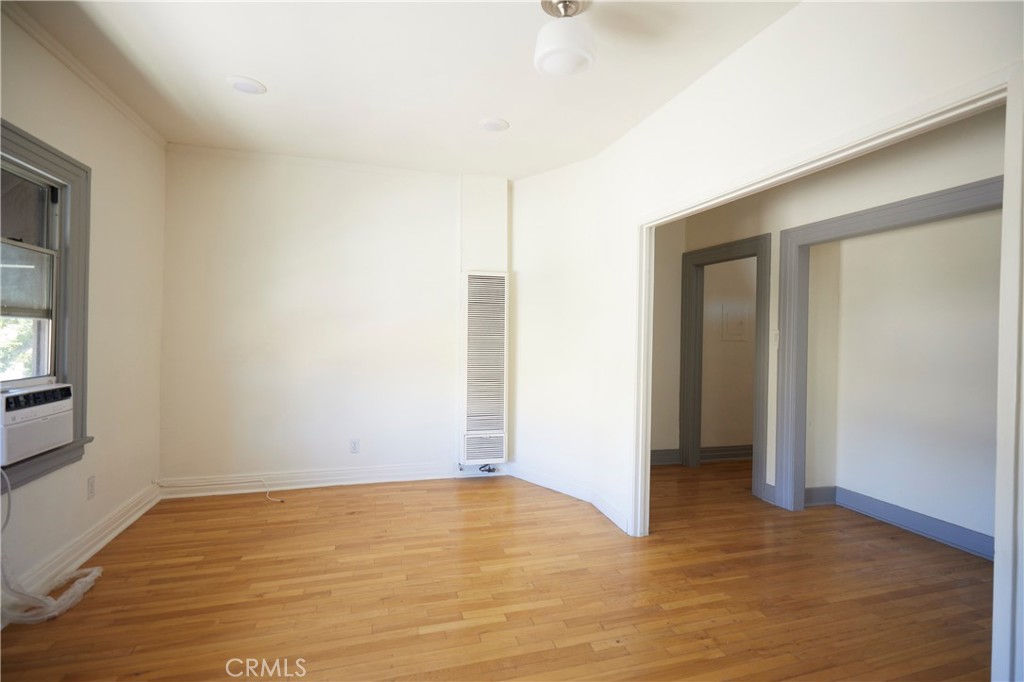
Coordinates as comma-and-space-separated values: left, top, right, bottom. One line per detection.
1, 461, 992, 681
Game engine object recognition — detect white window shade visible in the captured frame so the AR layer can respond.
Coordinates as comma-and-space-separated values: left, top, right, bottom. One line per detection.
1, 243, 54, 318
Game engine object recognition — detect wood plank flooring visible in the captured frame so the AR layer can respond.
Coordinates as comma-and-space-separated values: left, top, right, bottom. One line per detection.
1, 462, 992, 680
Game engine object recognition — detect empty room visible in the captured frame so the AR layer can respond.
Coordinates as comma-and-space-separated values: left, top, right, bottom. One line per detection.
1, 1, 1022, 680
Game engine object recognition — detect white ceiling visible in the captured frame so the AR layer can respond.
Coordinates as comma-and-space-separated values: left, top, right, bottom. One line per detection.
17, 1, 795, 179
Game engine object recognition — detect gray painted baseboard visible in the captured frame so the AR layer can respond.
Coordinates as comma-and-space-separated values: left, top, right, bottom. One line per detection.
800, 486, 990, 559
651, 445, 753, 466
804, 486, 836, 506
645, 470, 990, 558
701, 445, 753, 462
835, 487, 993, 560
651, 449, 682, 466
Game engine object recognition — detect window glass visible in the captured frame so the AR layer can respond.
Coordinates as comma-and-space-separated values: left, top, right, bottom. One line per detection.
1, 168, 50, 247
2, 166, 56, 383
1, 243, 54, 315
0, 318, 52, 380
1, 243, 54, 380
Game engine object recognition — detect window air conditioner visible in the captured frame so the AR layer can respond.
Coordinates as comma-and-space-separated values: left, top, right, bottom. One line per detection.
1, 383, 74, 466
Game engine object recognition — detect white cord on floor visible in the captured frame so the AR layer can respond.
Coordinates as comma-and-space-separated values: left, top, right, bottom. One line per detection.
2, 468, 11, 531
1, 467, 103, 626
0, 470, 281, 627
154, 477, 285, 503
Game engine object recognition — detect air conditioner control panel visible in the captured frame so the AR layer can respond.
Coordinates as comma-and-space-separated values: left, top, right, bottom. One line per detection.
4, 385, 73, 424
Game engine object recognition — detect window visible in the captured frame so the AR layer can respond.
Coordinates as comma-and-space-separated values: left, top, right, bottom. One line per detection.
1, 120, 92, 491
2, 167, 59, 383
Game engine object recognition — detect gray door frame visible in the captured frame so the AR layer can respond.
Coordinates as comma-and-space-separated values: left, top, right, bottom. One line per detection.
680, 234, 771, 502
774, 176, 1004, 511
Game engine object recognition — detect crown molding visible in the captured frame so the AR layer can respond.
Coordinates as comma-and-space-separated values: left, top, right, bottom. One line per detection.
2, 1, 166, 148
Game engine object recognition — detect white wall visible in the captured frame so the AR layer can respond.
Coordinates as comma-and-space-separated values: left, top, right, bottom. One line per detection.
806, 243, 840, 488
460, 175, 508, 273
512, 2, 1020, 534
509, 160, 637, 529
0, 17, 165, 579
649, 222, 686, 451
700, 258, 756, 448
161, 147, 463, 483
836, 212, 1000, 535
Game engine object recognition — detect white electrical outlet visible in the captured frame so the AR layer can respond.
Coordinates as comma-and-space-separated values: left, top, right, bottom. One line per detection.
87, 475, 95, 500
349, 439, 360, 454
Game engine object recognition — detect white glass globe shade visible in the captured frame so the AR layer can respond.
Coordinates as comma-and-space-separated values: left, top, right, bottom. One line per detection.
534, 16, 594, 77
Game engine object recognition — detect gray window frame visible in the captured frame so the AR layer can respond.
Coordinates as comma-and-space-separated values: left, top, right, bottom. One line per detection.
1, 120, 93, 492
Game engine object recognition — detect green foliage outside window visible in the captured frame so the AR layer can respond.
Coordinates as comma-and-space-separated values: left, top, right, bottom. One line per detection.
0, 317, 38, 381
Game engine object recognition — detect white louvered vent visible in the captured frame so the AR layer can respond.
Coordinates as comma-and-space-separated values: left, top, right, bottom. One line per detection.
461, 273, 507, 466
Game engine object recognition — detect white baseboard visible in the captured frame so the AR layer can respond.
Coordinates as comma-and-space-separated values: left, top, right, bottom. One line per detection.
506, 463, 630, 534
19, 483, 160, 594
12, 461, 624, 603
156, 462, 454, 498
10, 464, 453, 600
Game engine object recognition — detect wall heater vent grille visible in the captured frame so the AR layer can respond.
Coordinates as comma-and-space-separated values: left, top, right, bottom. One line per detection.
461, 273, 507, 465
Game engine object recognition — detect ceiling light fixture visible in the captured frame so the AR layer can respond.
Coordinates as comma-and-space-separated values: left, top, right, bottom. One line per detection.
534, 0, 594, 77
227, 75, 268, 95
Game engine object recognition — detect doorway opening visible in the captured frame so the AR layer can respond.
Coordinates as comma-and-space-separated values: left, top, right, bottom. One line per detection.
697, 257, 757, 466
649, 234, 770, 500
634, 85, 1020, 678
774, 176, 1003, 512
679, 237, 770, 501
645, 104, 1009, 515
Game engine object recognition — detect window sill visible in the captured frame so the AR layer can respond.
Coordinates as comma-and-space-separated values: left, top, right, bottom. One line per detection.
1, 436, 94, 493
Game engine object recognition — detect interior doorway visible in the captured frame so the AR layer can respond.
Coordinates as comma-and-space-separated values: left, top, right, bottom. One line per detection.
698, 258, 757, 464
774, 176, 1003, 511
636, 97, 1021, 677
678, 235, 770, 501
